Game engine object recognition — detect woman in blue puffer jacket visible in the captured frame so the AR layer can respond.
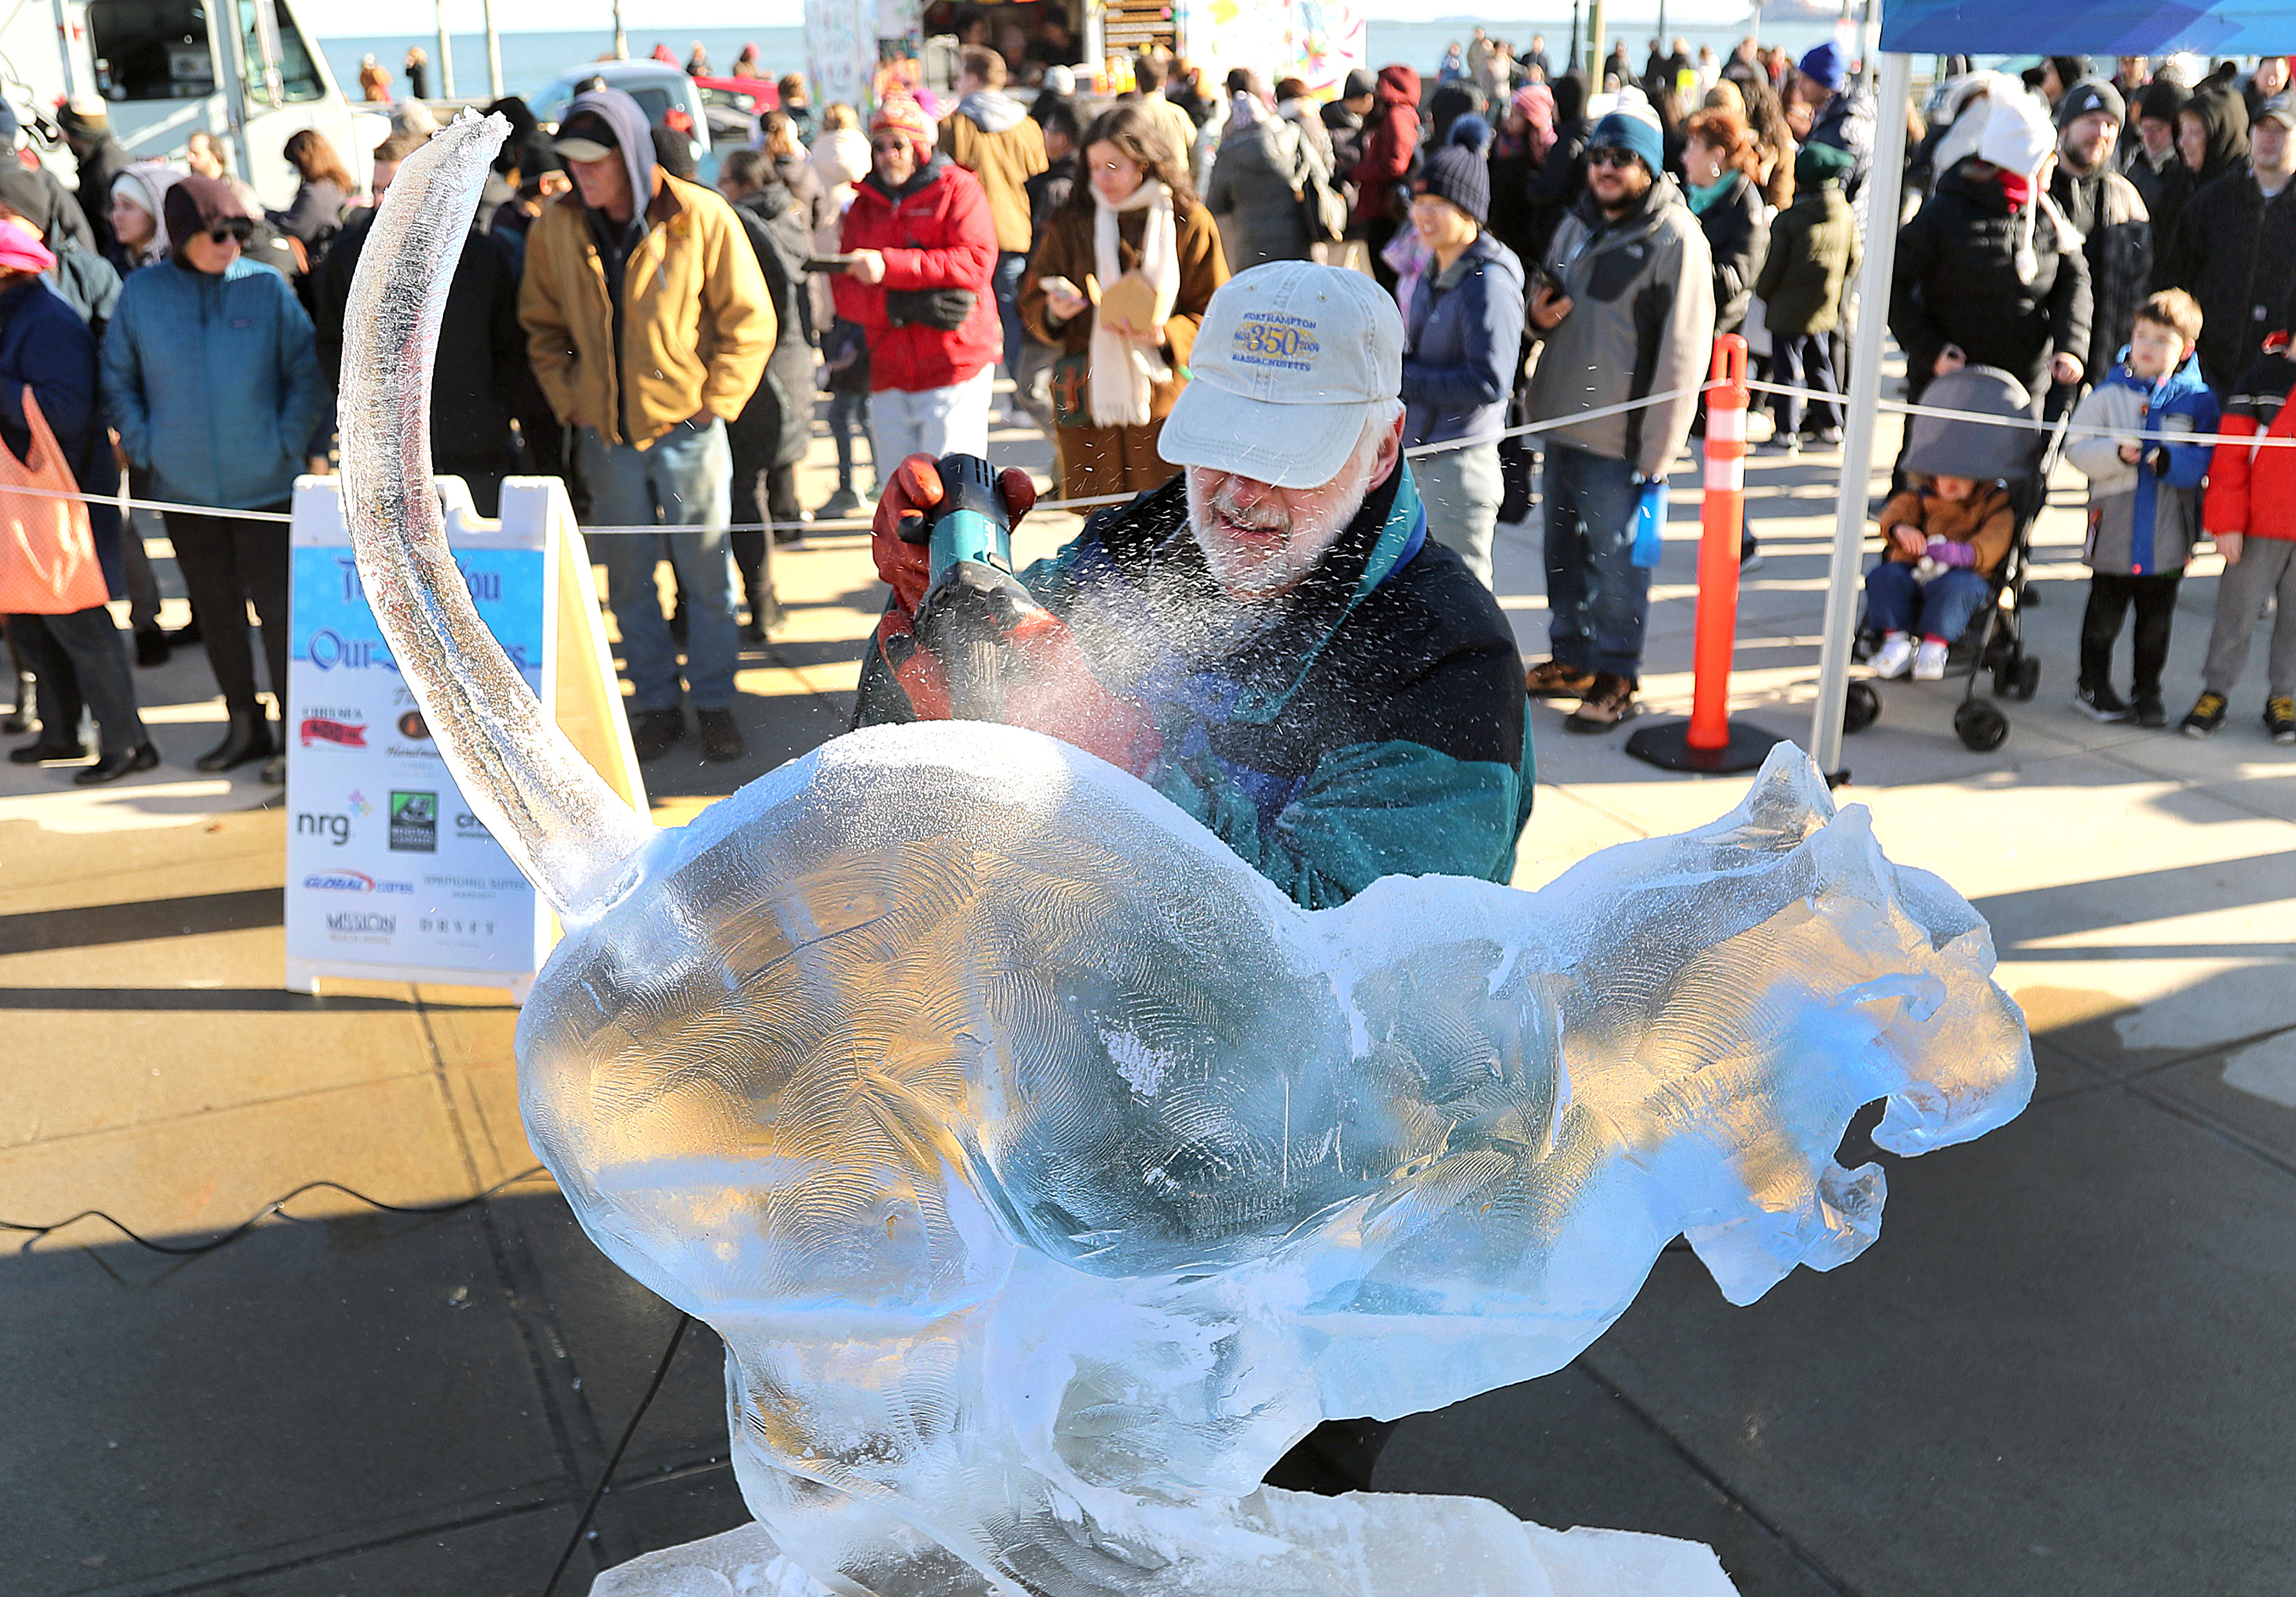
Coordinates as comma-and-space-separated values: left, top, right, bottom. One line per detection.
1400, 119, 1526, 589
101, 176, 325, 781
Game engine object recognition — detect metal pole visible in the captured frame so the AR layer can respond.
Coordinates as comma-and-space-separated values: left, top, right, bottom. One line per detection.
1568, 0, 1581, 80
484, 0, 504, 96
436, 0, 456, 97
1657, 0, 1668, 65
205, 0, 256, 185
1588, 0, 1605, 80
1808, 48, 1912, 782
612, 0, 628, 61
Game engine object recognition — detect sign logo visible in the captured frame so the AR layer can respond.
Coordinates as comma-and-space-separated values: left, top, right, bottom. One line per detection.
296, 811, 351, 846
303, 870, 374, 892
306, 629, 395, 673
301, 716, 367, 748
347, 789, 373, 818
454, 811, 493, 841
397, 710, 431, 741
326, 911, 395, 936
1229, 313, 1320, 372
389, 790, 438, 853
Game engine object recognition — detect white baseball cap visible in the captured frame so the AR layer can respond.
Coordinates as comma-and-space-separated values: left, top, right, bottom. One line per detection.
1158, 261, 1403, 489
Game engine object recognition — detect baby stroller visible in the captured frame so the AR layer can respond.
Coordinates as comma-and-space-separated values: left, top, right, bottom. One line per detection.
1844, 365, 2077, 751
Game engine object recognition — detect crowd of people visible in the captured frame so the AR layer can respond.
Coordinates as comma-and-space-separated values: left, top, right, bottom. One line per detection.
6, 42, 2296, 796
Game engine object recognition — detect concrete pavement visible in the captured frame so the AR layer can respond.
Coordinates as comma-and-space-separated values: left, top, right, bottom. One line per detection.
6, 376, 2296, 1596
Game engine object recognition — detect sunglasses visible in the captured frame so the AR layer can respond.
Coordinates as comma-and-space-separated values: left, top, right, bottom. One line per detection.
1585, 147, 1641, 170
207, 221, 254, 244
870, 137, 911, 154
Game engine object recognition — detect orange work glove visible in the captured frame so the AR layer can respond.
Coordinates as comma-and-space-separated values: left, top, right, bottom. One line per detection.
870, 453, 1039, 616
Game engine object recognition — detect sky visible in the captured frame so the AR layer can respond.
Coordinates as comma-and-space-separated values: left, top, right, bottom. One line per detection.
298, 0, 1785, 38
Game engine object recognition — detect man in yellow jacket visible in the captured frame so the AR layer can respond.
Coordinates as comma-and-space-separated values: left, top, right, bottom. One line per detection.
520, 87, 772, 763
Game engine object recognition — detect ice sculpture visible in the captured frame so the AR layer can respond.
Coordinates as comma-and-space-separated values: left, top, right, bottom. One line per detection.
342, 116, 2033, 1597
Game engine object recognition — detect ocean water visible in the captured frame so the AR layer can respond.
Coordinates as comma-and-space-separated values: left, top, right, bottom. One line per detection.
316, 15, 1849, 106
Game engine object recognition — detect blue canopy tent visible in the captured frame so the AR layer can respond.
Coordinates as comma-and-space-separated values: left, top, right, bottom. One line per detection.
1803, 4, 2296, 778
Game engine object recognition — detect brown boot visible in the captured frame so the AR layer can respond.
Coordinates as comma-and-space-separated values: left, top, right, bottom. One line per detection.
1524, 658, 1598, 698
1564, 673, 1640, 733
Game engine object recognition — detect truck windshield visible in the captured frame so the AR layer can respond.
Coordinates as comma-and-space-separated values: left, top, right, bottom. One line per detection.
238, 0, 327, 103
88, 0, 216, 101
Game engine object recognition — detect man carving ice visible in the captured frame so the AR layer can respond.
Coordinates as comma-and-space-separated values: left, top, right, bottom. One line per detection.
856, 259, 1533, 910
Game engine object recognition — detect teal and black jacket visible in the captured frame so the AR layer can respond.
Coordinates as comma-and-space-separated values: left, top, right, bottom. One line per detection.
855, 462, 1534, 908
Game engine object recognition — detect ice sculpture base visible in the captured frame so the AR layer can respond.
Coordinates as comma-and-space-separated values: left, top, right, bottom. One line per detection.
589, 1490, 1740, 1597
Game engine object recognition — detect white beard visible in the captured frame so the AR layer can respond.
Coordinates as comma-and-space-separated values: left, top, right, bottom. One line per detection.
1184, 425, 1383, 602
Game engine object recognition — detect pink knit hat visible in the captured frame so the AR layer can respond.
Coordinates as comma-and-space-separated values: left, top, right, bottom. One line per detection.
0, 214, 54, 273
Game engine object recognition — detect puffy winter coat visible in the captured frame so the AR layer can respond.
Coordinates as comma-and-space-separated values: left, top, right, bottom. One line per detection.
1402, 229, 1526, 449
2205, 342, 2296, 542
2051, 163, 2152, 385
2153, 167, 2296, 392
2064, 349, 2217, 573
939, 90, 1048, 254
1890, 159, 2093, 401
1204, 114, 1319, 269
1526, 174, 1715, 478
1016, 194, 1225, 424
856, 463, 1533, 909
1694, 170, 1768, 336
1351, 66, 1421, 224
834, 155, 1001, 394
1756, 174, 1858, 336
101, 256, 326, 511
1874, 480, 2017, 577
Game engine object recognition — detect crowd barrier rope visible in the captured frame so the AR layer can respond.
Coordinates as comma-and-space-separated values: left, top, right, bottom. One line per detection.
16, 374, 2282, 537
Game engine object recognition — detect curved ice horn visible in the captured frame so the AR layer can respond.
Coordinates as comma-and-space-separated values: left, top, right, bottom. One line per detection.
339, 111, 655, 923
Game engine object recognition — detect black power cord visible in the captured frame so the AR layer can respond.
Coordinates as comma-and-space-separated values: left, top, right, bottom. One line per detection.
0, 1165, 553, 1255
5, 1164, 697, 1595
542, 1310, 692, 1597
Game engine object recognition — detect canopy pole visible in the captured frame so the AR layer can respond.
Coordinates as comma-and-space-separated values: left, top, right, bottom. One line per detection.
1808, 48, 1911, 781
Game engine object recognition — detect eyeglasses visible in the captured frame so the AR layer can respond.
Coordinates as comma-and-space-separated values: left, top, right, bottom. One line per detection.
207, 221, 253, 244
1585, 147, 1640, 169
870, 137, 910, 154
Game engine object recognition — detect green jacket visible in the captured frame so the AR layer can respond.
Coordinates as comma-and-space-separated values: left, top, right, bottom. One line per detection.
856, 463, 1534, 908
1757, 178, 1860, 338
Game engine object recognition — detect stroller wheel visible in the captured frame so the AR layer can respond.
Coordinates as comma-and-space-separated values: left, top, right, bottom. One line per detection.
2013, 656, 2041, 701
1955, 700, 2010, 751
1845, 680, 1881, 736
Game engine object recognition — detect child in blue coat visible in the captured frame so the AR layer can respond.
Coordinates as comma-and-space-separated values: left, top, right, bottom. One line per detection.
2062, 289, 2219, 727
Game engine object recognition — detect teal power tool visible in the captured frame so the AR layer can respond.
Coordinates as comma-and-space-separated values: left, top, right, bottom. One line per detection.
901, 454, 1041, 722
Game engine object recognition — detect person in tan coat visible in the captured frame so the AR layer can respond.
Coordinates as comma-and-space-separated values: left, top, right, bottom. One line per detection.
518, 88, 772, 763
940, 45, 1047, 405
1020, 104, 1227, 500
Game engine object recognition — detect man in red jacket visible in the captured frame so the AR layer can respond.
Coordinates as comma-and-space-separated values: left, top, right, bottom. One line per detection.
2184, 331, 2296, 740
1349, 65, 1421, 292
833, 95, 1001, 466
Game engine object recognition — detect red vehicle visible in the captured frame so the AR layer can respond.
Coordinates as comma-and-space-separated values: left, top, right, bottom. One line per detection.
692, 76, 780, 145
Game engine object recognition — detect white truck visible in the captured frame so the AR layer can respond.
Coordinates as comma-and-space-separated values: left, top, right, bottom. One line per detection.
8, 0, 358, 208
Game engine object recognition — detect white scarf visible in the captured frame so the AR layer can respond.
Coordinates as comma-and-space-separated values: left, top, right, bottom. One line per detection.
1089, 179, 1179, 429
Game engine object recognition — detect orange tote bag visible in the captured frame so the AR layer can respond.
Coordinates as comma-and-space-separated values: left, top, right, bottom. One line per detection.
0, 387, 108, 615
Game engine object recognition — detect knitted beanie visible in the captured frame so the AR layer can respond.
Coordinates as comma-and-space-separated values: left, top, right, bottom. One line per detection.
1588, 107, 1664, 176
1417, 138, 1490, 223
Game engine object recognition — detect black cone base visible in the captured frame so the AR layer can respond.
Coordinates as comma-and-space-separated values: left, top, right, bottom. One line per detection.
1625, 718, 1785, 774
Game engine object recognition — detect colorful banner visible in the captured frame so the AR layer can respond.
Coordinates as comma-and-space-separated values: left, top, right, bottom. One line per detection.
1182, 0, 1366, 98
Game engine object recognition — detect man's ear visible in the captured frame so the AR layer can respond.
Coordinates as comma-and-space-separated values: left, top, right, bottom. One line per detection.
1366, 410, 1407, 490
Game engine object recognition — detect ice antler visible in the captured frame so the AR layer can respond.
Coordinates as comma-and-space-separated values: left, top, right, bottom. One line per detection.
338, 111, 655, 923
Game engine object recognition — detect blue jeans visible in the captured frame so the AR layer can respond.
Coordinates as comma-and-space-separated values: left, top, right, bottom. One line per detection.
992, 250, 1029, 383
1864, 560, 1989, 642
1542, 445, 1651, 678
579, 419, 739, 713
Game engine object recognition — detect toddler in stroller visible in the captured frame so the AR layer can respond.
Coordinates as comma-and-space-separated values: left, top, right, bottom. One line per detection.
1867, 473, 2017, 679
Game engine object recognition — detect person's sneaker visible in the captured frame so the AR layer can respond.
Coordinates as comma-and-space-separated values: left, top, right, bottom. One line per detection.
1762, 433, 1803, 456
818, 487, 864, 520
2267, 696, 2296, 744
1871, 631, 1916, 679
1524, 659, 1598, 698
1564, 673, 1640, 733
2133, 694, 2168, 729
1812, 426, 1845, 447
2073, 682, 2133, 722
697, 707, 746, 764
1912, 638, 1951, 680
2180, 691, 2228, 738
630, 707, 685, 762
